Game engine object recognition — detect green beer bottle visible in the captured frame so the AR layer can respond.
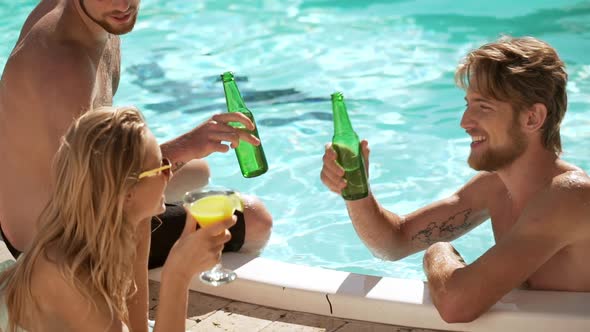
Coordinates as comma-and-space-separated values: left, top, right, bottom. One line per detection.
221, 71, 268, 178
331, 92, 368, 200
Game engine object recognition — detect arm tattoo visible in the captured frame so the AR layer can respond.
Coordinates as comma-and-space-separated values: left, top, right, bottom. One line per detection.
172, 160, 186, 173
411, 209, 473, 245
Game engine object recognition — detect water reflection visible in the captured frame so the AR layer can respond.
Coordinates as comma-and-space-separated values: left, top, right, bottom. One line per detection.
127, 61, 332, 125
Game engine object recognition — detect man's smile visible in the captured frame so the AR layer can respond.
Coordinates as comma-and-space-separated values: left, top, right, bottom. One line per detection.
470, 135, 487, 148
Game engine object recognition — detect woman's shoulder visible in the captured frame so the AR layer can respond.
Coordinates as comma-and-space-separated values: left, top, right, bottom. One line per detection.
31, 251, 98, 315
29, 253, 120, 330
30, 253, 80, 311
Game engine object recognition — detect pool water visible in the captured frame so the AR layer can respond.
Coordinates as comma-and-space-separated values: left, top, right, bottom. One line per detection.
2, 0, 589, 280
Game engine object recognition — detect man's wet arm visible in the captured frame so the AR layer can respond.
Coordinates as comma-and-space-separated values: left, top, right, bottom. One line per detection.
172, 160, 186, 173
410, 208, 480, 245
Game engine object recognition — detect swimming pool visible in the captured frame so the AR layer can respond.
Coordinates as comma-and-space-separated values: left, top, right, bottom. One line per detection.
2, 0, 589, 280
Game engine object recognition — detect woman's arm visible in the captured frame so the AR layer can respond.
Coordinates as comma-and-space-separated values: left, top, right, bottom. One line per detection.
126, 220, 151, 332
153, 213, 235, 332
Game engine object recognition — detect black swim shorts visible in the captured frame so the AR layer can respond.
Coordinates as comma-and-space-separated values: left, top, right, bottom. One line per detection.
0, 223, 21, 259
148, 203, 246, 269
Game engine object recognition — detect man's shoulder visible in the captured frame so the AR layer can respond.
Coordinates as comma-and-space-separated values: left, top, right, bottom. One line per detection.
548, 168, 590, 193
6, 32, 92, 74
550, 169, 590, 203
527, 169, 590, 236
30, 40, 94, 77
460, 171, 505, 195
3, 38, 96, 104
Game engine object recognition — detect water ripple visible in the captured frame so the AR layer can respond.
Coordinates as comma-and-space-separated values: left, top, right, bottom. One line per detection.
2, 0, 588, 280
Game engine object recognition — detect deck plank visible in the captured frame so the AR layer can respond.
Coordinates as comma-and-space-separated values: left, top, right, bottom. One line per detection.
147, 279, 446, 332
260, 311, 347, 331
191, 302, 285, 331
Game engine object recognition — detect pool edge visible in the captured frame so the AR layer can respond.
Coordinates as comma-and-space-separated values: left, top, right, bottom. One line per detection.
148, 252, 590, 332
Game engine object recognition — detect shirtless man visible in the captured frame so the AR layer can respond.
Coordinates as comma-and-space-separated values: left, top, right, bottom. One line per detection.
321, 36, 590, 323
0, 1, 272, 330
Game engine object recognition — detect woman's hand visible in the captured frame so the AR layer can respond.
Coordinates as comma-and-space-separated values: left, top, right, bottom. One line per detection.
163, 211, 236, 284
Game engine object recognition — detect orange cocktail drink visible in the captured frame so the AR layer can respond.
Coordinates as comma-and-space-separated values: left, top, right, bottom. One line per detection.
187, 193, 243, 228
183, 187, 243, 286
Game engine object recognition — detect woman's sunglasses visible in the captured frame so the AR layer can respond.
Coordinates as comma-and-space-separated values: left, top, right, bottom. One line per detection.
138, 158, 173, 180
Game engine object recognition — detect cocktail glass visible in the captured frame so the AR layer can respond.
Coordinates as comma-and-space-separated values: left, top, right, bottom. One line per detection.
183, 186, 243, 286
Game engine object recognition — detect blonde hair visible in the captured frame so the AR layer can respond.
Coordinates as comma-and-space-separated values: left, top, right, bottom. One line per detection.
455, 36, 568, 154
0, 106, 148, 331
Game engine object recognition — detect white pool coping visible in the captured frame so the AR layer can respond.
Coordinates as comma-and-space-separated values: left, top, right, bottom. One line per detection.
148, 252, 590, 332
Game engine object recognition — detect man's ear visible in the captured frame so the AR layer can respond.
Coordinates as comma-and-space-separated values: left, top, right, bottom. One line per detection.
522, 103, 547, 132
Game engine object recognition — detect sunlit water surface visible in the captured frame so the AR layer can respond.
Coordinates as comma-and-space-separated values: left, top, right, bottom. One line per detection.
1, 0, 589, 279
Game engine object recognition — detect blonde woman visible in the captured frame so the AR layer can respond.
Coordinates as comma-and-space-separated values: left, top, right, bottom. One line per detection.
0, 106, 234, 331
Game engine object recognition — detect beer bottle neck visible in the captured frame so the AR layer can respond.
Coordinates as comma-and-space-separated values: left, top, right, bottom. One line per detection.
332, 99, 354, 135
222, 80, 247, 111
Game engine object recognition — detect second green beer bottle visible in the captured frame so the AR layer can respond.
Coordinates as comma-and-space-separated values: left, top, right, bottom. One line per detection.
331, 92, 369, 200
221, 72, 268, 178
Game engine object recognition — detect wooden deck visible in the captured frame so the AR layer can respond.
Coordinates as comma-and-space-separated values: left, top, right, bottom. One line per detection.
148, 280, 444, 332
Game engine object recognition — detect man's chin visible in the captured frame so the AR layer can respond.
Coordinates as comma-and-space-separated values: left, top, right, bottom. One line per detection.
468, 154, 481, 170
468, 160, 483, 171
467, 155, 491, 172
468, 154, 518, 173
105, 24, 135, 35
100, 17, 137, 35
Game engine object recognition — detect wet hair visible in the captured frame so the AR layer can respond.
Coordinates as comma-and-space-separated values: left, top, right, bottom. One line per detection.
455, 36, 568, 154
0, 106, 148, 331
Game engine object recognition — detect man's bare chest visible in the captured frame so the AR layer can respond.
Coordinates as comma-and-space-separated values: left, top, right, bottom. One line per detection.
92, 41, 120, 108
489, 198, 520, 241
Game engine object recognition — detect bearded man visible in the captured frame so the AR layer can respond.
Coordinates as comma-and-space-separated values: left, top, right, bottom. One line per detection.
320, 36, 590, 323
